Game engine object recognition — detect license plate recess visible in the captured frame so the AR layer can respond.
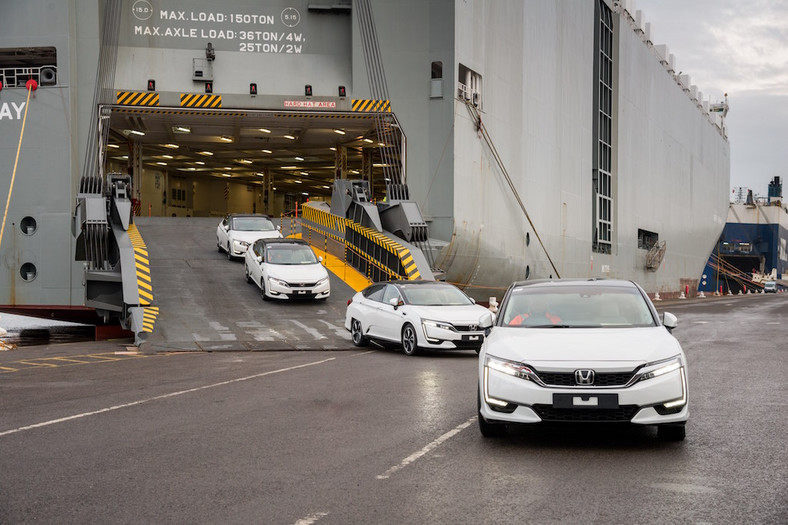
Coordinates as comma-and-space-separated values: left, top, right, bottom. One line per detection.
553, 393, 619, 409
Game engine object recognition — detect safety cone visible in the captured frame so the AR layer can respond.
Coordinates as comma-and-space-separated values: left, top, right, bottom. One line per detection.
653, 292, 662, 301
698, 291, 706, 298
679, 290, 686, 299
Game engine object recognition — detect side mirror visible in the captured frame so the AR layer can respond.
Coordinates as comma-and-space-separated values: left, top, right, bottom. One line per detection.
470, 297, 476, 304
318, 256, 323, 263
276, 225, 281, 231
663, 312, 678, 332
389, 297, 403, 309
257, 255, 263, 264
480, 312, 495, 336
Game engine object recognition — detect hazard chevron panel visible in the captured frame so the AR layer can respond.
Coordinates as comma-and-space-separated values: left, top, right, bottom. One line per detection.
127, 224, 155, 309
180, 93, 222, 108
116, 91, 160, 106
351, 99, 391, 112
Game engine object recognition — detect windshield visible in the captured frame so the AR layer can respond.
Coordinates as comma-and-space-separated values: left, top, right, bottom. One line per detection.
266, 244, 318, 265
501, 285, 656, 328
400, 283, 474, 306
232, 217, 275, 232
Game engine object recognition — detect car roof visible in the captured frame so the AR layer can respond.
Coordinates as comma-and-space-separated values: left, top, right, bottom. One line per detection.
228, 213, 273, 219
508, 278, 640, 290
368, 280, 459, 288
261, 238, 308, 246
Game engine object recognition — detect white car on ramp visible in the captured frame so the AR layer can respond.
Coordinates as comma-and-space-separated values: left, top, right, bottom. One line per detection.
244, 238, 330, 300
217, 214, 282, 260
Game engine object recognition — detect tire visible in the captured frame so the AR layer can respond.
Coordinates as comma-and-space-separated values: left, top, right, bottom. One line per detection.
401, 323, 419, 356
261, 279, 270, 301
245, 265, 252, 284
477, 390, 507, 438
658, 423, 686, 441
350, 319, 369, 347
226, 243, 233, 261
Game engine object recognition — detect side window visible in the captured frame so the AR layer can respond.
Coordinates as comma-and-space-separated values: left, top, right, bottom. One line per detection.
254, 240, 263, 256
364, 284, 386, 302
382, 285, 401, 305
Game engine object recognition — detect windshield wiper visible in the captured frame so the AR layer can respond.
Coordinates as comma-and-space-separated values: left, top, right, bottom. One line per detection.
528, 324, 572, 328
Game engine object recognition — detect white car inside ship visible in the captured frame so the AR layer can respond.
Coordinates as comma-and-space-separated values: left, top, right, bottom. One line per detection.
217, 214, 282, 260
478, 279, 689, 440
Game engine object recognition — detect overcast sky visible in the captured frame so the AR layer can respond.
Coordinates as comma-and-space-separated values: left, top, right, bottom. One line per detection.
636, 0, 788, 198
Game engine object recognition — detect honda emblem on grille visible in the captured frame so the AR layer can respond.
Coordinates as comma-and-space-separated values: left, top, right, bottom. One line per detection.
469, 324, 477, 331
575, 369, 595, 385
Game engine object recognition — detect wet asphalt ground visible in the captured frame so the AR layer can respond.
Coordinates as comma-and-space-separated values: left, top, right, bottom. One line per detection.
1, 292, 786, 524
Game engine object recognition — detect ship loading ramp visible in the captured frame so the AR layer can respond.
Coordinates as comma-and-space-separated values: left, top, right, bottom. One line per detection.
76, 100, 440, 346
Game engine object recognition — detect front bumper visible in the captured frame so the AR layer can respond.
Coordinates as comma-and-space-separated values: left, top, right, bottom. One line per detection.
266, 278, 330, 300
420, 322, 485, 350
479, 361, 688, 425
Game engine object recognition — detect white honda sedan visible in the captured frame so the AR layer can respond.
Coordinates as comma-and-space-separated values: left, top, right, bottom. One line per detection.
478, 279, 688, 440
345, 280, 494, 355
244, 238, 330, 300
217, 214, 282, 260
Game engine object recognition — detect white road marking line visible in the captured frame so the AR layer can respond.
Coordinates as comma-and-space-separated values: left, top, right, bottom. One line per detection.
291, 319, 327, 340
349, 350, 376, 357
294, 512, 329, 525
0, 358, 335, 438
376, 417, 476, 480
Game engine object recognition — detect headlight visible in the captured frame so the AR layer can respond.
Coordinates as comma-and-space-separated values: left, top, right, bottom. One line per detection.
233, 239, 250, 249
422, 319, 454, 331
636, 356, 682, 382
485, 355, 538, 381
269, 277, 289, 288
316, 277, 329, 286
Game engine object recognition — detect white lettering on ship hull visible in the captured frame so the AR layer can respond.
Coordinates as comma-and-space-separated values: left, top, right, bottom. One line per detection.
0, 102, 26, 120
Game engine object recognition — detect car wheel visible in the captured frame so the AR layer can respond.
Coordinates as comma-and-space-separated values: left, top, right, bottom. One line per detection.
401, 323, 419, 356
226, 243, 233, 261
217, 238, 223, 252
351, 319, 369, 347
245, 265, 252, 284
261, 278, 270, 301
657, 423, 686, 441
477, 389, 507, 438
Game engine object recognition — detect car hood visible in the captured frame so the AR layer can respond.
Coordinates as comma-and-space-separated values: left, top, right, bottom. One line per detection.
231, 230, 282, 243
266, 263, 328, 282
484, 326, 682, 369
405, 304, 493, 324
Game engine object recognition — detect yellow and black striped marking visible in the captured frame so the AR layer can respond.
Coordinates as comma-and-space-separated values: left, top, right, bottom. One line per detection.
347, 222, 421, 280
116, 91, 160, 106
142, 306, 159, 333
301, 205, 349, 243
180, 93, 222, 108
127, 224, 154, 307
351, 99, 391, 112
113, 107, 246, 117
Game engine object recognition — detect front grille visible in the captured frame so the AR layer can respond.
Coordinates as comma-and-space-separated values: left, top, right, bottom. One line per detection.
532, 404, 639, 422
535, 370, 634, 387
287, 281, 318, 288
451, 339, 484, 349
453, 324, 483, 332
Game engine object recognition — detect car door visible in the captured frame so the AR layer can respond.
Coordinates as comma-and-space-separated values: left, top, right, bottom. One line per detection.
249, 240, 264, 287
218, 217, 229, 247
376, 285, 406, 341
360, 284, 387, 339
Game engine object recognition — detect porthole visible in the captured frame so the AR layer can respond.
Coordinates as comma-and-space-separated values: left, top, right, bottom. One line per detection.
20, 216, 37, 235
20, 262, 37, 282
526, 232, 530, 246
525, 265, 530, 280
